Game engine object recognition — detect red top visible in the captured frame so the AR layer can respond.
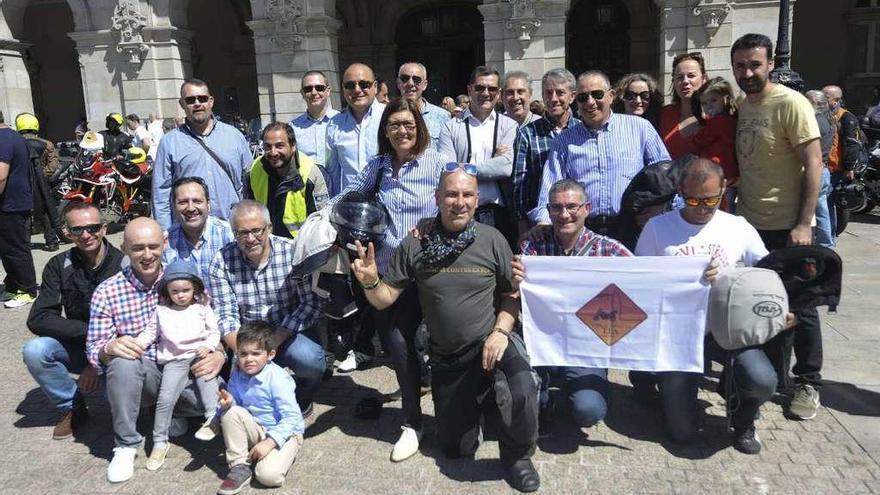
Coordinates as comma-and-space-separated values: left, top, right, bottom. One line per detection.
660, 104, 739, 180
660, 104, 693, 159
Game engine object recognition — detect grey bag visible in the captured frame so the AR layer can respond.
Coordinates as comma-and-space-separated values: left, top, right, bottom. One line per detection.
707, 267, 789, 350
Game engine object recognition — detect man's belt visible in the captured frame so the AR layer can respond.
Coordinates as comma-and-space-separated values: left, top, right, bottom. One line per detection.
586, 215, 619, 227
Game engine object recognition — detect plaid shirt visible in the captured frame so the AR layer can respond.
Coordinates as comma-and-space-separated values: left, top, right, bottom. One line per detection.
207, 235, 322, 336
164, 215, 235, 285
513, 114, 580, 220
86, 266, 162, 371
520, 225, 633, 257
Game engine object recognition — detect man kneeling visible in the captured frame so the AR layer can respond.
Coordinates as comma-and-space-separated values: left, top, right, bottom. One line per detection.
218, 321, 304, 494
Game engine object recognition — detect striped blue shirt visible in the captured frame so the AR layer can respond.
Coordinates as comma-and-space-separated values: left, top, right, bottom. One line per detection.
325, 100, 387, 196
163, 216, 235, 286
530, 112, 670, 223
330, 149, 445, 273
290, 108, 339, 166
513, 113, 579, 220
421, 99, 452, 150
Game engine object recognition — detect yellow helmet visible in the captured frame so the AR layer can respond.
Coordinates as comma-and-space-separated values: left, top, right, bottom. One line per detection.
124, 146, 147, 164
107, 113, 124, 126
14, 112, 39, 133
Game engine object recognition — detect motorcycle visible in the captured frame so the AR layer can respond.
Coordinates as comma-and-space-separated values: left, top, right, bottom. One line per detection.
832, 138, 880, 234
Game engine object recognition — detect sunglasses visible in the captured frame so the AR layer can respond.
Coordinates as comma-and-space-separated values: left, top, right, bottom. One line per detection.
343, 80, 374, 91
183, 95, 211, 105
398, 74, 424, 85
472, 84, 500, 95
443, 162, 478, 176
623, 91, 651, 102
301, 85, 327, 94
575, 90, 607, 103
684, 195, 723, 208
66, 223, 103, 236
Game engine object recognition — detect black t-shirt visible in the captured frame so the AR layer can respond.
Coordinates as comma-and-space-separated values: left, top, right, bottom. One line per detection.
384, 222, 514, 357
0, 127, 33, 212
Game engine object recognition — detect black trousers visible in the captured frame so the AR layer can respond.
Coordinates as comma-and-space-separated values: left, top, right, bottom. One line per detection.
758, 229, 823, 389
430, 335, 538, 465
32, 172, 59, 245
476, 204, 518, 253
0, 210, 37, 295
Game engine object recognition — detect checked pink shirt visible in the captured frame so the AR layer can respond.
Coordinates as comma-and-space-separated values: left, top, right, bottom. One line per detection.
86, 266, 162, 371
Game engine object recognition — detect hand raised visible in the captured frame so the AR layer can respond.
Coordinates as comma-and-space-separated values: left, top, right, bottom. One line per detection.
350, 241, 379, 285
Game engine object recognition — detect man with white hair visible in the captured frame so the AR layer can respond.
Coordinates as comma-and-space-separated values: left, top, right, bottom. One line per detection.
502, 71, 541, 129
396, 62, 450, 148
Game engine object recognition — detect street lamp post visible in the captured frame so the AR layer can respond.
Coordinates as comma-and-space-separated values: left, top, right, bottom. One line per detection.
769, 0, 805, 92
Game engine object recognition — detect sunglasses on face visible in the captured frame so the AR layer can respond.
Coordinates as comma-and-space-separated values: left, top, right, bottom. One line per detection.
472, 84, 500, 95
301, 85, 327, 94
66, 223, 103, 236
623, 91, 651, 102
575, 90, 607, 103
684, 195, 722, 208
183, 95, 211, 105
343, 80, 374, 91
398, 74, 424, 85
443, 162, 478, 176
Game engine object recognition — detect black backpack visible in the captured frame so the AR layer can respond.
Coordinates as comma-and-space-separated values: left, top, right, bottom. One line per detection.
755, 246, 842, 312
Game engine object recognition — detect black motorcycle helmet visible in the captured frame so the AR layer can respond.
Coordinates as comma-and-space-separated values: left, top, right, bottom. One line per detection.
834, 180, 868, 212
330, 192, 390, 256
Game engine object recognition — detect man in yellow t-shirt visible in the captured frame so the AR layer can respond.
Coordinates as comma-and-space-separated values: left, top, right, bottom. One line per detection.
731, 33, 824, 422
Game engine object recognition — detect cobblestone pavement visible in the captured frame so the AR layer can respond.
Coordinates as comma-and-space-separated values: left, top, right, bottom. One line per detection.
3, 215, 880, 494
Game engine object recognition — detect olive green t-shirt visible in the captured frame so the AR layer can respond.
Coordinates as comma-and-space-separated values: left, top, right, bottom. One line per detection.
384, 223, 514, 357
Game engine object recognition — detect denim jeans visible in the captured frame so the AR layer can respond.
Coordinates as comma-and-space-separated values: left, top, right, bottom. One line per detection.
814, 168, 834, 248
724, 348, 777, 429
828, 171, 846, 239
275, 330, 326, 410
630, 370, 701, 442
22, 336, 89, 413
537, 366, 608, 427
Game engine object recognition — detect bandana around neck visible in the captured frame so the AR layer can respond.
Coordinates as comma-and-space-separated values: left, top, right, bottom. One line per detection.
420, 215, 477, 268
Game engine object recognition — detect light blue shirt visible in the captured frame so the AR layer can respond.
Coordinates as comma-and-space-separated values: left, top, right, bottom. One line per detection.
225, 360, 304, 447
530, 112, 670, 223
290, 107, 339, 166
163, 216, 235, 285
152, 121, 252, 231
421, 99, 452, 150
325, 100, 387, 196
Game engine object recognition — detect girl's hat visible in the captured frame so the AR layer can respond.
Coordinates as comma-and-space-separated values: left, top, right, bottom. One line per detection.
160, 260, 204, 293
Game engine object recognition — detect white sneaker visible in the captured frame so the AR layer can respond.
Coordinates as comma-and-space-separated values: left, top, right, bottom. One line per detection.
337, 350, 358, 373
390, 425, 422, 462
107, 446, 138, 483
168, 416, 188, 438
194, 416, 219, 441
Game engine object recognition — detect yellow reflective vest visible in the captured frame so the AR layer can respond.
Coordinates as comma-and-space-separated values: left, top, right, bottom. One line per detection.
248, 152, 315, 237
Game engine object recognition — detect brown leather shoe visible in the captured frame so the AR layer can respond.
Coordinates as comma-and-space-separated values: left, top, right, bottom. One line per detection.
53, 406, 88, 440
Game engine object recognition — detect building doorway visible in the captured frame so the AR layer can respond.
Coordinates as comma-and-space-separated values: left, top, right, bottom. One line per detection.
566, 0, 631, 82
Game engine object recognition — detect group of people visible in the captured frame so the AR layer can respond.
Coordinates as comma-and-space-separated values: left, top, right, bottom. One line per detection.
3, 30, 845, 494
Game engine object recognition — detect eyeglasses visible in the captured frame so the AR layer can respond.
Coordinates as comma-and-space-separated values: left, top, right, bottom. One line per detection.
233, 225, 269, 240
472, 84, 500, 95
546, 203, 585, 214
343, 80, 374, 91
66, 223, 104, 236
684, 195, 723, 208
623, 91, 651, 102
398, 74, 423, 85
575, 90, 607, 103
183, 95, 211, 105
301, 85, 327, 94
386, 120, 417, 132
443, 162, 478, 176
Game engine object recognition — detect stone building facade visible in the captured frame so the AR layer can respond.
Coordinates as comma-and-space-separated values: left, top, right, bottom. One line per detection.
0, 0, 865, 142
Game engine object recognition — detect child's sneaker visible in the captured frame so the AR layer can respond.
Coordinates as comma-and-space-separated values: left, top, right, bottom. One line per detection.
145, 442, 170, 471
217, 464, 252, 495
194, 416, 219, 441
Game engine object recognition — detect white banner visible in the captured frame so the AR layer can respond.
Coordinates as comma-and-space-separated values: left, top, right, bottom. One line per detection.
520, 256, 711, 373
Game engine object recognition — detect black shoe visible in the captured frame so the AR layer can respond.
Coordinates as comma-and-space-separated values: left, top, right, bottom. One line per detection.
505, 459, 540, 493
538, 401, 554, 439
733, 426, 762, 455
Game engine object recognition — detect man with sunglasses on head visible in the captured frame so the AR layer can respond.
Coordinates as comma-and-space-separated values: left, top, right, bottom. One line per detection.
633, 158, 774, 453
325, 63, 387, 196
531, 70, 670, 240
290, 70, 339, 167
207, 200, 326, 417
397, 62, 450, 149
513, 68, 580, 237
23, 202, 124, 440
152, 79, 252, 231
438, 66, 519, 248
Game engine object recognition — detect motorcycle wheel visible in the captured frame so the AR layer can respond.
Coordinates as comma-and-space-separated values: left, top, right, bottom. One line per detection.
836, 206, 850, 236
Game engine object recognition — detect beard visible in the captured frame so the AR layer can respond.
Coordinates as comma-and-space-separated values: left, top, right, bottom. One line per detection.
737, 76, 767, 95
261, 153, 292, 171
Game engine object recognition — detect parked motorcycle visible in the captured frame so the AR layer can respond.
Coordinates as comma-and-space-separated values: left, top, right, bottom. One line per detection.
832, 137, 880, 233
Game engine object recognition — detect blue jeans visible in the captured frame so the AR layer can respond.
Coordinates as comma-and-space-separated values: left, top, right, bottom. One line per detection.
725, 348, 777, 429
814, 168, 834, 248
275, 331, 326, 409
22, 336, 89, 413
828, 171, 846, 239
537, 366, 608, 427
630, 370, 700, 442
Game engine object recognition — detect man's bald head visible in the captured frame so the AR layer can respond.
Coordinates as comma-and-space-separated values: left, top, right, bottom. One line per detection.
122, 217, 166, 284
342, 63, 378, 115
123, 217, 163, 247
343, 63, 375, 82
682, 158, 725, 187
436, 168, 479, 232
823, 85, 843, 110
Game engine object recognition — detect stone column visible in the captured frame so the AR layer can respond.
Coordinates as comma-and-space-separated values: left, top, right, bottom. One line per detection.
0, 39, 35, 120
248, 6, 342, 125
479, 0, 571, 96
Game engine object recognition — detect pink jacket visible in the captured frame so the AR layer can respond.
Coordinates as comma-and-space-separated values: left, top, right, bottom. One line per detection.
137, 304, 220, 364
